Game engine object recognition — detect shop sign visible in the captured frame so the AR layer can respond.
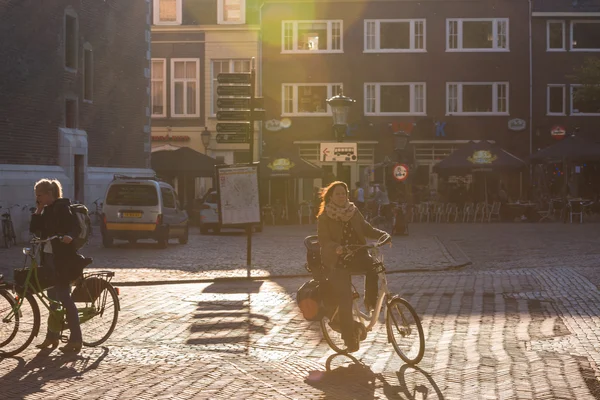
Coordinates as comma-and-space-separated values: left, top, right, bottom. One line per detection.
267, 158, 294, 171
392, 164, 409, 182
551, 125, 566, 140
151, 135, 190, 142
467, 150, 498, 165
508, 118, 526, 131
265, 119, 283, 131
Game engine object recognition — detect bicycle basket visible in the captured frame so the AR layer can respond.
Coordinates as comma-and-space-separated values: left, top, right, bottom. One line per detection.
71, 276, 104, 303
14, 267, 54, 294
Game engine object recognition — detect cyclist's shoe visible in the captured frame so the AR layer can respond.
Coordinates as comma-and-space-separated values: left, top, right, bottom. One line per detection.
344, 336, 360, 353
59, 341, 82, 354
35, 338, 59, 350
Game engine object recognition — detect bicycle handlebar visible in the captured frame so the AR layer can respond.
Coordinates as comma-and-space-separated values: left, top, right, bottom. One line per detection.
30, 235, 62, 244
342, 233, 391, 260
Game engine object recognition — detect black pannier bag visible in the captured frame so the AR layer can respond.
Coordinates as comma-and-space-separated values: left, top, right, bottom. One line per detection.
71, 276, 104, 303
296, 279, 336, 321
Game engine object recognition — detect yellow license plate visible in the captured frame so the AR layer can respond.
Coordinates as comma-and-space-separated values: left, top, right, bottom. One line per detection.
123, 212, 142, 218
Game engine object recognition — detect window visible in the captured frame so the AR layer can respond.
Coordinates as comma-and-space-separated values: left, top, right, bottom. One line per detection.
218, 0, 245, 24
571, 21, 600, 51
171, 59, 199, 117
547, 21, 565, 51
547, 85, 565, 115
281, 83, 342, 115
364, 83, 426, 115
106, 185, 159, 206
65, 97, 78, 128
446, 18, 508, 51
83, 45, 93, 101
160, 188, 176, 208
211, 59, 251, 115
282, 20, 343, 53
364, 19, 426, 52
153, 0, 182, 25
446, 83, 509, 115
571, 85, 600, 115
151, 59, 166, 117
65, 13, 78, 69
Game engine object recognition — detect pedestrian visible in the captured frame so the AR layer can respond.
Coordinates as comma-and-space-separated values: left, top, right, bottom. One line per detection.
30, 178, 83, 353
354, 182, 365, 213
317, 181, 389, 352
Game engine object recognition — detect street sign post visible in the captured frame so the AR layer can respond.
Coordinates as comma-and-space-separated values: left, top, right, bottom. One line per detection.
217, 86, 252, 97
216, 122, 250, 134
319, 142, 358, 162
217, 98, 251, 109
216, 134, 249, 144
217, 73, 252, 84
216, 110, 252, 121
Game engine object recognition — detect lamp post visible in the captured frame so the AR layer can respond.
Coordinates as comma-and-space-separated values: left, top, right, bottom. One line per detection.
201, 126, 211, 154
393, 130, 412, 204
326, 92, 355, 181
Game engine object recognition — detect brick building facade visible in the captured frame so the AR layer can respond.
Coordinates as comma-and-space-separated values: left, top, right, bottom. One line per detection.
0, 0, 152, 240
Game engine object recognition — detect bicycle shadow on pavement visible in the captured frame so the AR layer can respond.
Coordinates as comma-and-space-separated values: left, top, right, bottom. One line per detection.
186, 280, 272, 353
0, 346, 109, 398
305, 353, 444, 400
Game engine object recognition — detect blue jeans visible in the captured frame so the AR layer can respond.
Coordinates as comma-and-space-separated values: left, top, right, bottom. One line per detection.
43, 254, 82, 343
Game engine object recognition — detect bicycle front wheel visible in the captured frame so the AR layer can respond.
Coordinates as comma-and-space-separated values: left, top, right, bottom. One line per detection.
0, 291, 40, 357
386, 297, 425, 365
77, 279, 119, 347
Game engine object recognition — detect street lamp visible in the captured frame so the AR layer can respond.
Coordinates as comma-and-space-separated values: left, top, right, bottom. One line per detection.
326, 92, 355, 181
201, 126, 211, 154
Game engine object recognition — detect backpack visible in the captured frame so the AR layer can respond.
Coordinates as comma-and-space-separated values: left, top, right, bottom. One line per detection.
69, 204, 91, 250
296, 279, 336, 321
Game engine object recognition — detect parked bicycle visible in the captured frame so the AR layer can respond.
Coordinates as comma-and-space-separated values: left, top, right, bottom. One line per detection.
0, 236, 120, 357
90, 197, 103, 225
1, 204, 27, 248
313, 232, 425, 365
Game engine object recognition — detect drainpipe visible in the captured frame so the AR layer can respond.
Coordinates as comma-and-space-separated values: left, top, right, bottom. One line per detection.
528, 0, 534, 186
258, 1, 265, 160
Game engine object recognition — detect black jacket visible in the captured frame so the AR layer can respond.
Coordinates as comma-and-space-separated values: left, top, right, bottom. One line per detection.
29, 198, 81, 284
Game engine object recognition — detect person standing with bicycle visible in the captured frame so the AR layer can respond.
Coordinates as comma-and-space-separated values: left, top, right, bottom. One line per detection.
317, 181, 388, 353
30, 178, 83, 353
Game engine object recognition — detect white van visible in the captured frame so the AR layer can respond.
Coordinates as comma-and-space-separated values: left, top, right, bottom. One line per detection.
101, 175, 189, 248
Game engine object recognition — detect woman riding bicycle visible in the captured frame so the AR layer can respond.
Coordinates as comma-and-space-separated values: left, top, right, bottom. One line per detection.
317, 181, 389, 353
30, 179, 83, 353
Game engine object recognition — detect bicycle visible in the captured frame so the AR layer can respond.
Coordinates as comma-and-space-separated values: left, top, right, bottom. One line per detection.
0, 236, 120, 357
0, 204, 19, 248
317, 232, 425, 365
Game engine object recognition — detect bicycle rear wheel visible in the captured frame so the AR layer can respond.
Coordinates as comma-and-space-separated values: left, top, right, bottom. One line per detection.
77, 279, 119, 347
0, 291, 41, 357
320, 310, 348, 354
386, 297, 425, 365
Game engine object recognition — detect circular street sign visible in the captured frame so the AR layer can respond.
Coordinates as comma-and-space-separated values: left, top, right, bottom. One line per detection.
551, 125, 566, 140
392, 164, 409, 182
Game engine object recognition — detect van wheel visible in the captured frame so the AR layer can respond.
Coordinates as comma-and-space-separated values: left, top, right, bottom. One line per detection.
102, 235, 113, 248
157, 230, 169, 249
179, 227, 189, 244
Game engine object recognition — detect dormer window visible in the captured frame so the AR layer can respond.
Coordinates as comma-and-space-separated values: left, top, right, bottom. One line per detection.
218, 0, 245, 24
153, 0, 182, 25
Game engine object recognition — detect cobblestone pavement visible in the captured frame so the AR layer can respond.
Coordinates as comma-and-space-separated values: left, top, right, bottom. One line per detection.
2, 266, 600, 399
0, 225, 459, 284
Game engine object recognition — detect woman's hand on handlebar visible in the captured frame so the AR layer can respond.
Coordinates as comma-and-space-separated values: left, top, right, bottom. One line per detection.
336, 245, 345, 255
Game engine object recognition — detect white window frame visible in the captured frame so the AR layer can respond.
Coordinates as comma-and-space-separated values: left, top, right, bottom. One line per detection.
151, 58, 167, 118
363, 19, 426, 53
363, 83, 427, 116
570, 84, 600, 115
281, 20, 344, 53
546, 20, 566, 51
170, 58, 200, 118
281, 83, 343, 116
570, 20, 600, 52
153, 0, 182, 25
210, 59, 252, 116
446, 82, 509, 116
217, 0, 246, 24
446, 18, 509, 52
547, 84, 566, 116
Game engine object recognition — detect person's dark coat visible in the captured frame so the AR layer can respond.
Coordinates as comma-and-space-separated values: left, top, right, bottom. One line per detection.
29, 198, 83, 284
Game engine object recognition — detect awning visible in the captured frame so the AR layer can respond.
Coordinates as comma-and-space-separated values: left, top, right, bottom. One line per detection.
529, 135, 600, 163
151, 146, 217, 177
433, 140, 525, 175
259, 150, 323, 179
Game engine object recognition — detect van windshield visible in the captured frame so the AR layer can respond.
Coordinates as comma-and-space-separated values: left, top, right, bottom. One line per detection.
106, 184, 159, 206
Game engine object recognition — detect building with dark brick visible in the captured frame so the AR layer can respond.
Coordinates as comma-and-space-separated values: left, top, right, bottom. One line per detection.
0, 0, 152, 240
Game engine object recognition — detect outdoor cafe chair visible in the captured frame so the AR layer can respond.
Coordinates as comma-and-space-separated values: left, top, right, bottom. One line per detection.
473, 202, 486, 222
487, 201, 501, 223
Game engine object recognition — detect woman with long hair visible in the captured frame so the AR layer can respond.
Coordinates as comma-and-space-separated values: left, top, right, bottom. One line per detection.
317, 181, 388, 352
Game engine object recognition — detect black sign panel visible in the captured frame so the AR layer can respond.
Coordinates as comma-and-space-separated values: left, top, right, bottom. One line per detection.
217, 98, 251, 109
252, 109, 266, 121
217, 86, 252, 97
217, 110, 251, 121
217, 73, 252, 84
216, 122, 250, 134
216, 133, 249, 144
